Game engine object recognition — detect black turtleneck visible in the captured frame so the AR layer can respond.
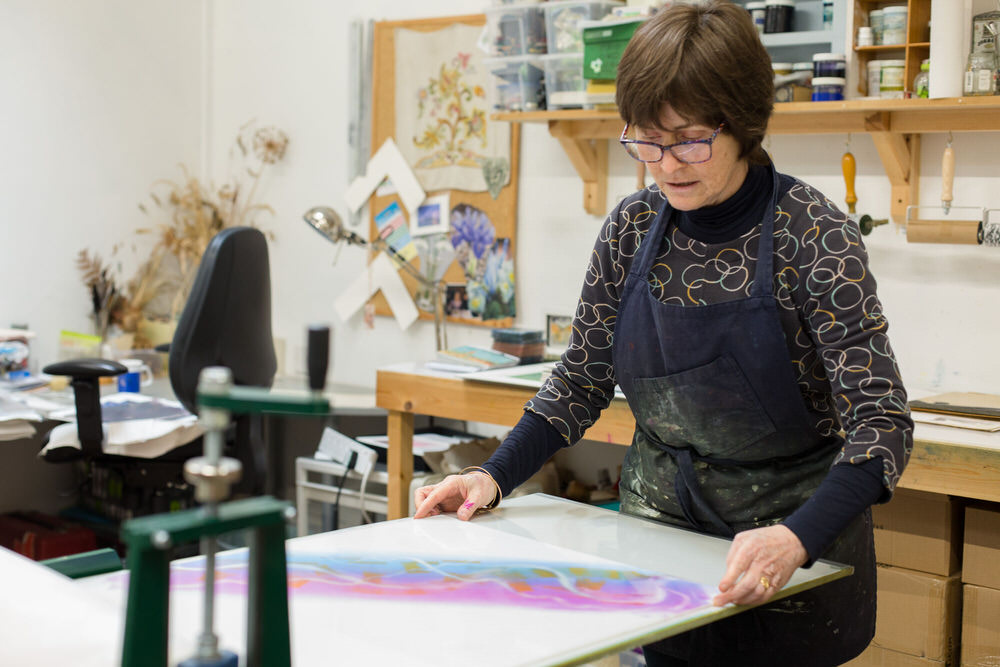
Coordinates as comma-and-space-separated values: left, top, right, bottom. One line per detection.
676, 161, 772, 244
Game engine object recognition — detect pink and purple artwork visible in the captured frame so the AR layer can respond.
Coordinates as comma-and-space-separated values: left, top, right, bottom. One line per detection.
124, 551, 713, 615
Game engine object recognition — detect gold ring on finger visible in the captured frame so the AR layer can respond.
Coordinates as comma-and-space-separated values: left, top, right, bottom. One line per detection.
760, 576, 771, 590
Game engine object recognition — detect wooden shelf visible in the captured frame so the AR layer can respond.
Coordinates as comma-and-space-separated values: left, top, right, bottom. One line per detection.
493, 98, 1000, 220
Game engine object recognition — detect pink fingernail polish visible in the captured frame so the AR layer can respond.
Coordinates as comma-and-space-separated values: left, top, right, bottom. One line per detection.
463, 501, 475, 510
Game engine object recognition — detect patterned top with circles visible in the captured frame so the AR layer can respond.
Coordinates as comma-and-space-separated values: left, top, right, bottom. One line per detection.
526, 175, 912, 492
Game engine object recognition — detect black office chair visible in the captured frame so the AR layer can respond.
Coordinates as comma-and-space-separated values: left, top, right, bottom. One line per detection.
43, 226, 277, 514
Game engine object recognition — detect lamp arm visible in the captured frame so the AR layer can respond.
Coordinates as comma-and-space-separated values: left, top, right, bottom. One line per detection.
370, 238, 436, 288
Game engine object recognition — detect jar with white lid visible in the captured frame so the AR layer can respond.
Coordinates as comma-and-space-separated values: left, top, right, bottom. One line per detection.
881, 6, 908, 45
869, 9, 884, 45
746, 1, 767, 35
866, 59, 884, 97
764, 0, 795, 33
879, 59, 906, 98
812, 77, 845, 101
812, 53, 846, 78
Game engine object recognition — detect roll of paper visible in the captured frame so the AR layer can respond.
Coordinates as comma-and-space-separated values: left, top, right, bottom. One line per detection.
906, 219, 981, 244
929, 0, 971, 98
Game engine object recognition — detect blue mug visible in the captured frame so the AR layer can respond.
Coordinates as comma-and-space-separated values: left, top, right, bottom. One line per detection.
116, 359, 153, 393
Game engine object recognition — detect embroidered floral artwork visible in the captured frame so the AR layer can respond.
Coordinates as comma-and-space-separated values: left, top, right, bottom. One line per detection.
412, 53, 487, 170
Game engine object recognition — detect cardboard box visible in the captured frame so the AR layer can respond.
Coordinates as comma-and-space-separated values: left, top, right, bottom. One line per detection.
963, 505, 1000, 590
961, 584, 1000, 667
845, 644, 945, 666
871, 565, 961, 664
873, 488, 963, 576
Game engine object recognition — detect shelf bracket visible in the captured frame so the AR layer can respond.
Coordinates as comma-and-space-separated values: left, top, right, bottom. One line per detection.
870, 132, 920, 224
548, 120, 608, 216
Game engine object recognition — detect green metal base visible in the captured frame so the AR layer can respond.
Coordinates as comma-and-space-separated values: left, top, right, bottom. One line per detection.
121, 496, 292, 667
41, 547, 122, 579
198, 385, 329, 415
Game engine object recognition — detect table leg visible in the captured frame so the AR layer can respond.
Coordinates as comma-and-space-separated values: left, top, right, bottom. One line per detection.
386, 409, 414, 520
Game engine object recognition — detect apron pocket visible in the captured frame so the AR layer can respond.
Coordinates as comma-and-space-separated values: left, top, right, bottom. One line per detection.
633, 354, 776, 458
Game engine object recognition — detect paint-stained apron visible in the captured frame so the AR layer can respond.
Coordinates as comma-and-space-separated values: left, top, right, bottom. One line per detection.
612, 165, 875, 666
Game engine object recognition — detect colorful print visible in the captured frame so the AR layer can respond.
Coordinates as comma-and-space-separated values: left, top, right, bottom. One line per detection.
113, 551, 714, 615
450, 204, 515, 320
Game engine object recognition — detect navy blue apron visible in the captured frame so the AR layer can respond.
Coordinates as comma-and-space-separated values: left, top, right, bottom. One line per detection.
611, 165, 875, 666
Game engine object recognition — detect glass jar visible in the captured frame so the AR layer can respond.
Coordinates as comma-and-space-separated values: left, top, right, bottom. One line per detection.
913, 59, 930, 98
964, 49, 998, 96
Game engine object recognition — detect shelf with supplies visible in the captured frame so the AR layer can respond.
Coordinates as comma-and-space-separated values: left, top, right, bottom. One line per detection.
493, 96, 1000, 221
851, 0, 931, 97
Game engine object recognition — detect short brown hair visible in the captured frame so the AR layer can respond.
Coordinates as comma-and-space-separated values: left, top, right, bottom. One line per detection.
616, 1, 774, 164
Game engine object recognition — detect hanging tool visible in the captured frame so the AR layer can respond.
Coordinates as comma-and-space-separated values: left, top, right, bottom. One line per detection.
905, 133, 984, 244
941, 134, 955, 214
841, 139, 888, 235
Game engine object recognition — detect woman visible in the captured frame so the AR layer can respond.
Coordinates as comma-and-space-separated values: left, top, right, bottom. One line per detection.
414, 3, 912, 665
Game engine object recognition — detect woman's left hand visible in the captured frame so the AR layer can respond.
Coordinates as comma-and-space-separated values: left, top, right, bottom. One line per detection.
712, 524, 808, 607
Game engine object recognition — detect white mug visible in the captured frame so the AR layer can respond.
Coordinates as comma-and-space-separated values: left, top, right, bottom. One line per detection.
117, 358, 154, 392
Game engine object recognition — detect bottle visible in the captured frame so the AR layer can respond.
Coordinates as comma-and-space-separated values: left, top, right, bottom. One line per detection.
964, 12, 999, 96
913, 59, 930, 98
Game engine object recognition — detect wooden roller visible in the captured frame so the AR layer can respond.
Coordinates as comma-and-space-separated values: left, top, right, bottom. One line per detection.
905, 218, 981, 244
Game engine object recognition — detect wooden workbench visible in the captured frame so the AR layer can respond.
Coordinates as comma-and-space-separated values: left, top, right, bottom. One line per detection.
376, 363, 1000, 519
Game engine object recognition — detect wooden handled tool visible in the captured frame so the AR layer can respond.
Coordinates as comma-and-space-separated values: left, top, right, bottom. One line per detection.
842, 151, 857, 215
942, 141, 955, 214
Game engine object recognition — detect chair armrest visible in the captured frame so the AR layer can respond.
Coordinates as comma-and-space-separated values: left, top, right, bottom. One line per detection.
41, 359, 128, 460
43, 358, 127, 379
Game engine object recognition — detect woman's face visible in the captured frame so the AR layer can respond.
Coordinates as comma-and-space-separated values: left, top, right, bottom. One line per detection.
635, 105, 749, 211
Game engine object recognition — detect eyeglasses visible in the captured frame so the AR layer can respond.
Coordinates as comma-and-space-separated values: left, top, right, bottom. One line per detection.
619, 122, 726, 164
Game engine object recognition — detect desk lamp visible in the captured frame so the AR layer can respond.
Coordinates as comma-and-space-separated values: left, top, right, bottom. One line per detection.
303, 206, 448, 350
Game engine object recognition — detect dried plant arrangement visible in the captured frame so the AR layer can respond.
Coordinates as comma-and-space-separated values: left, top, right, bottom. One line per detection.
138, 120, 288, 319
76, 121, 288, 348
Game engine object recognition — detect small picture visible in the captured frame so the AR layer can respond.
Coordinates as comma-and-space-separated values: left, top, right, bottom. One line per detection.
445, 283, 470, 317
546, 314, 573, 348
412, 193, 451, 237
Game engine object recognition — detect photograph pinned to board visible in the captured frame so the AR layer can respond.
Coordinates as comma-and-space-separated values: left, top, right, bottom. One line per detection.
444, 283, 469, 317
546, 314, 573, 349
374, 200, 417, 263
450, 203, 515, 323
412, 193, 450, 237
369, 14, 519, 330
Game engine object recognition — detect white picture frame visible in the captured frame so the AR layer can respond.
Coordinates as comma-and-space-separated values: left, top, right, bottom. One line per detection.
411, 193, 451, 237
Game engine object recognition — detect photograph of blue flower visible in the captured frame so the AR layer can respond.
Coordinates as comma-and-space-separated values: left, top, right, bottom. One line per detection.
449, 203, 515, 321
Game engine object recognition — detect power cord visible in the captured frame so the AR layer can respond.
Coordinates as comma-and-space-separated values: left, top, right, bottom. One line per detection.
330, 451, 358, 531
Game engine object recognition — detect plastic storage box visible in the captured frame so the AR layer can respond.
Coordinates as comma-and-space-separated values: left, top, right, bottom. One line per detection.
581, 17, 645, 80
541, 52, 587, 108
483, 55, 546, 111
484, 2, 548, 56
543, 0, 622, 54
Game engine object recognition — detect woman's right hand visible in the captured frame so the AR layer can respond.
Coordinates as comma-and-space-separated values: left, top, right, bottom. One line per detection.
413, 472, 497, 521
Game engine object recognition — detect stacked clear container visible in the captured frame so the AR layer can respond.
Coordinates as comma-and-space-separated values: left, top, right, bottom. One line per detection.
484, 0, 620, 112
542, 1, 623, 109
483, 2, 549, 112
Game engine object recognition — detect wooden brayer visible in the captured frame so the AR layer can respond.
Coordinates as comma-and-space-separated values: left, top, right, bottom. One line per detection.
905, 137, 984, 244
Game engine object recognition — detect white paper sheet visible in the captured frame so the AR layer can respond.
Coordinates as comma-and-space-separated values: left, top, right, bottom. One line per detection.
333, 253, 419, 330
344, 137, 426, 216
73, 495, 849, 667
0, 547, 121, 666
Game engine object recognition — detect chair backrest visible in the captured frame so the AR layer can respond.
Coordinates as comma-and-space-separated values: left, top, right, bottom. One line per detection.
169, 227, 277, 414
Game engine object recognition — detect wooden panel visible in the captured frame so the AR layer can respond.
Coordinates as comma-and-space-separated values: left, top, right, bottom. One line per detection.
370, 15, 520, 329
898, 441, 1000, 503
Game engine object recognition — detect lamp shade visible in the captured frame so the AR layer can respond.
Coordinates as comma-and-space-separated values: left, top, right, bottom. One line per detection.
303, 206, 366, 246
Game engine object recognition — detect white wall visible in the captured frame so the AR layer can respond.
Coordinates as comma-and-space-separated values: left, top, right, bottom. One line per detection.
0, 0, 204, 361
3, 0, 999, 402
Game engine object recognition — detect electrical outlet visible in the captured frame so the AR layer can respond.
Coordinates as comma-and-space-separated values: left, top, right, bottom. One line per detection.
316, 427, 377, 475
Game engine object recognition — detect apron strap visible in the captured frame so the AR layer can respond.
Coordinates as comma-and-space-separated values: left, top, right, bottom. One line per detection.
673, 448, 736, 538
